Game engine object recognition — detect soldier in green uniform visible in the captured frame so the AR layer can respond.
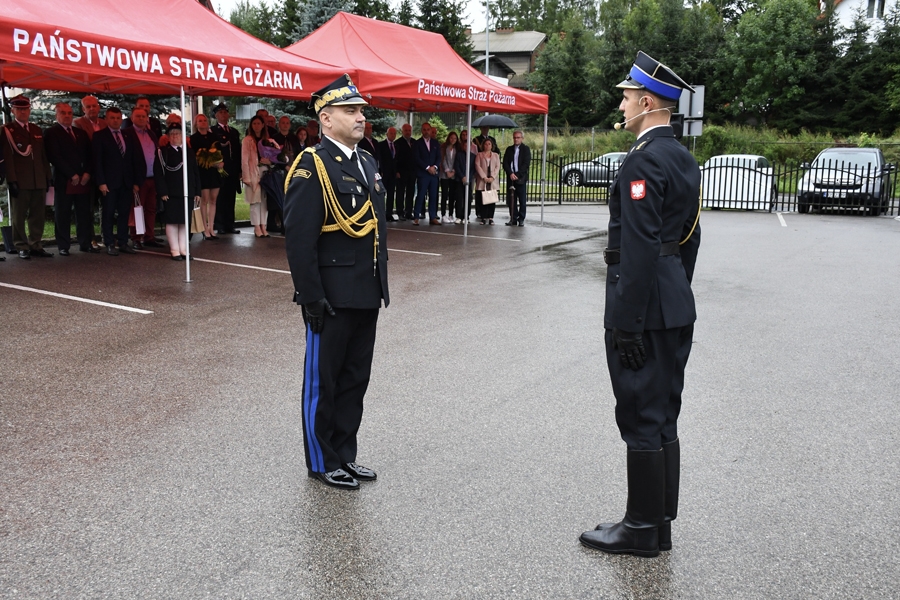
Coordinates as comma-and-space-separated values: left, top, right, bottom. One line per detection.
283, 75, 389, 490
2, 95, 53, 259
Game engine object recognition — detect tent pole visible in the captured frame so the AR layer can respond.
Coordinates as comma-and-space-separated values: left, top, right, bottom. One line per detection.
181, 86, 191, 282
540, 112, 548, 227
464, 105, 472, 238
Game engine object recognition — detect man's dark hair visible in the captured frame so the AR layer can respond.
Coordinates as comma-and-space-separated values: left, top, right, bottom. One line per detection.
105, 106, 122, 116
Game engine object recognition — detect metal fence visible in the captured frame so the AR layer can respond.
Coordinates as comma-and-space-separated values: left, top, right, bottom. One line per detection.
515, 151, 900, 216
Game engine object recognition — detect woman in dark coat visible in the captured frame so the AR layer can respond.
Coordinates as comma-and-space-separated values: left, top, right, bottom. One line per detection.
155, 123, 201, 260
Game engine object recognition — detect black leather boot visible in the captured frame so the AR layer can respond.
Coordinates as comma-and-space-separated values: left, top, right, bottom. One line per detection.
658, 438, 679, 551
580, 449, 665, 558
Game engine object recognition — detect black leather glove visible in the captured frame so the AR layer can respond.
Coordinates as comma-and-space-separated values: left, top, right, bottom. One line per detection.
303, 298, 335, 334
8, 181, 19, 198
613, 328, 646, 370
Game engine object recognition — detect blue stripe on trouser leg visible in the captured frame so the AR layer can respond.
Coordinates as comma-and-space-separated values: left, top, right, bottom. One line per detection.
303, 325, 325, 472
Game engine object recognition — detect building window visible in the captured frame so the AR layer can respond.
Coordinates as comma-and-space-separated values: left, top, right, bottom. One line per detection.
868, 0, 885, 18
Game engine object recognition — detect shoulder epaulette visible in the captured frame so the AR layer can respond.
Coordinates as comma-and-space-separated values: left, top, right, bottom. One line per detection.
285, 147, 317, 193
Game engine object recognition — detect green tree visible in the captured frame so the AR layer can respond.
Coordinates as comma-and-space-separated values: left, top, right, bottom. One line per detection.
229, 0, 278, 44
868, 5, 900, 133
297, 0, 352, 39
352, 0, 393, 20
417, 0, 473, 61
723, 0, 817, 126
274, 0, 303, 46
396, 0, 415, 25
529, 21, 602, 127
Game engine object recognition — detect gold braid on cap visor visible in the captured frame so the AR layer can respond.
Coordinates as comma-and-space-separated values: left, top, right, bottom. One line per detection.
313, 86, 359, 113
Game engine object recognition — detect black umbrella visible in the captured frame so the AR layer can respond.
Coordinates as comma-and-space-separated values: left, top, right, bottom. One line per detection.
472, 114, 518, 128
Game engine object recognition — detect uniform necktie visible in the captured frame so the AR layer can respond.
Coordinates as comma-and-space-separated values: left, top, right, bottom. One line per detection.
114, 130, 125, 156
66, 126, 76, 141
389, 140, 394, 157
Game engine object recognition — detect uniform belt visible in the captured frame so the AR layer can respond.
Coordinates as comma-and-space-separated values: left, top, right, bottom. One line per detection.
603, 242, 680, 265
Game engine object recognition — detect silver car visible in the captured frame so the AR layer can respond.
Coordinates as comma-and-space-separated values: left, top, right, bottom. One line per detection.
561, 152, 626, 187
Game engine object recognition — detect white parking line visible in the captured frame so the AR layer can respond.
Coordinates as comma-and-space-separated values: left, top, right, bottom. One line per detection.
390, 248, 441, 256
777, 212, 787, 227
388, 228, 522, 242
0, 282, 153, 314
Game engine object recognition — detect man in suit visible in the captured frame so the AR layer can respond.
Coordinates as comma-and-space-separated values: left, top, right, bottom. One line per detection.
283, 75, 389, 491
126, 107, 161, 248
44, 102, 95, 255
92, 107, 146, 256
414, 122, 441, 225
2, 95, 53, 259
394, 123, 416, 221
358, 122, 378, 166
122, 96, 163, 139
502, 131, 531, 226
210, 104, 242, 235
74, 95, 107, 141
579, 51, 701, 558
377, 126, 399, 221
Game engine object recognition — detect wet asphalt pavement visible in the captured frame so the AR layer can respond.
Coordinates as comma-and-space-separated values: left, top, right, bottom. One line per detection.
1, 205, 899, 599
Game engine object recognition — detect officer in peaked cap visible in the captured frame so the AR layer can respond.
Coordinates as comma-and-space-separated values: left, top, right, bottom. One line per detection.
282, 74, 389, 491
209, 102, 242, 235
2, 94, 53, 259
579, 52, 701, 557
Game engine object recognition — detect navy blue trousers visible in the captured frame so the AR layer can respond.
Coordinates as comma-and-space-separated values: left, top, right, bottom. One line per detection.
415, 173, 439, 220
302, 308, 379, 473
605, 325, 694, 450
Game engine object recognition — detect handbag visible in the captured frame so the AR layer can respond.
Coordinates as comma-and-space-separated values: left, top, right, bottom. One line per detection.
190, 201, 204, 233
128, 191, 146, 236
481, 181, 499, 205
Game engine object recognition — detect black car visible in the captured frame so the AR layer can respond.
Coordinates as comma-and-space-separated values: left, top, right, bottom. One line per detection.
797, 148, 896, 215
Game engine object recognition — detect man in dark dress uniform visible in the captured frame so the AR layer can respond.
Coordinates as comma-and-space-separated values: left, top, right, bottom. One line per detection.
210, 104, 242, 235
283, 75, 389, 491
579, 51, 702, 558
2, 95, 53, 259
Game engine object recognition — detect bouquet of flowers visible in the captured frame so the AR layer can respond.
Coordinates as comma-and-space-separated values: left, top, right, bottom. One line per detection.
258, 139, 286, 165
196, 142, 227, 176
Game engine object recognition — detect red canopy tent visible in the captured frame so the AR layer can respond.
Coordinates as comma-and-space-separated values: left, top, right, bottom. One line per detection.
0, 0, 349, 98
0, 0, 352, 279
285, 12, 548, 115
287, 13, 551, 230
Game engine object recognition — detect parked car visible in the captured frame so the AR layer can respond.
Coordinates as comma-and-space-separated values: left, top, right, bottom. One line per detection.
701, 154, 777, 210
560, 152, 626, 187
796, 148, 896, 215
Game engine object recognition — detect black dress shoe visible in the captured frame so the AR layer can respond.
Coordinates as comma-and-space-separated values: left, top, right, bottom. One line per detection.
518, 221, 524, 227
143, 239, 163, 247
119, 244, 137, 254
133, 240, 144, 250
171, 255, 185, 261
81, 245, 100, 253
505, 221, 515, 226
59, 249, 70, 256
308, 468, 359, 490
342, 462, 377, 481
31, 248, 54, 257
18, 250, 30, 259
107, 247, 120, 256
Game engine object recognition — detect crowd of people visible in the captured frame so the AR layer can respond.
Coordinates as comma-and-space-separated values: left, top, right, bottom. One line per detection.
0, 93, 533, 262
373, 122, 531, 227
